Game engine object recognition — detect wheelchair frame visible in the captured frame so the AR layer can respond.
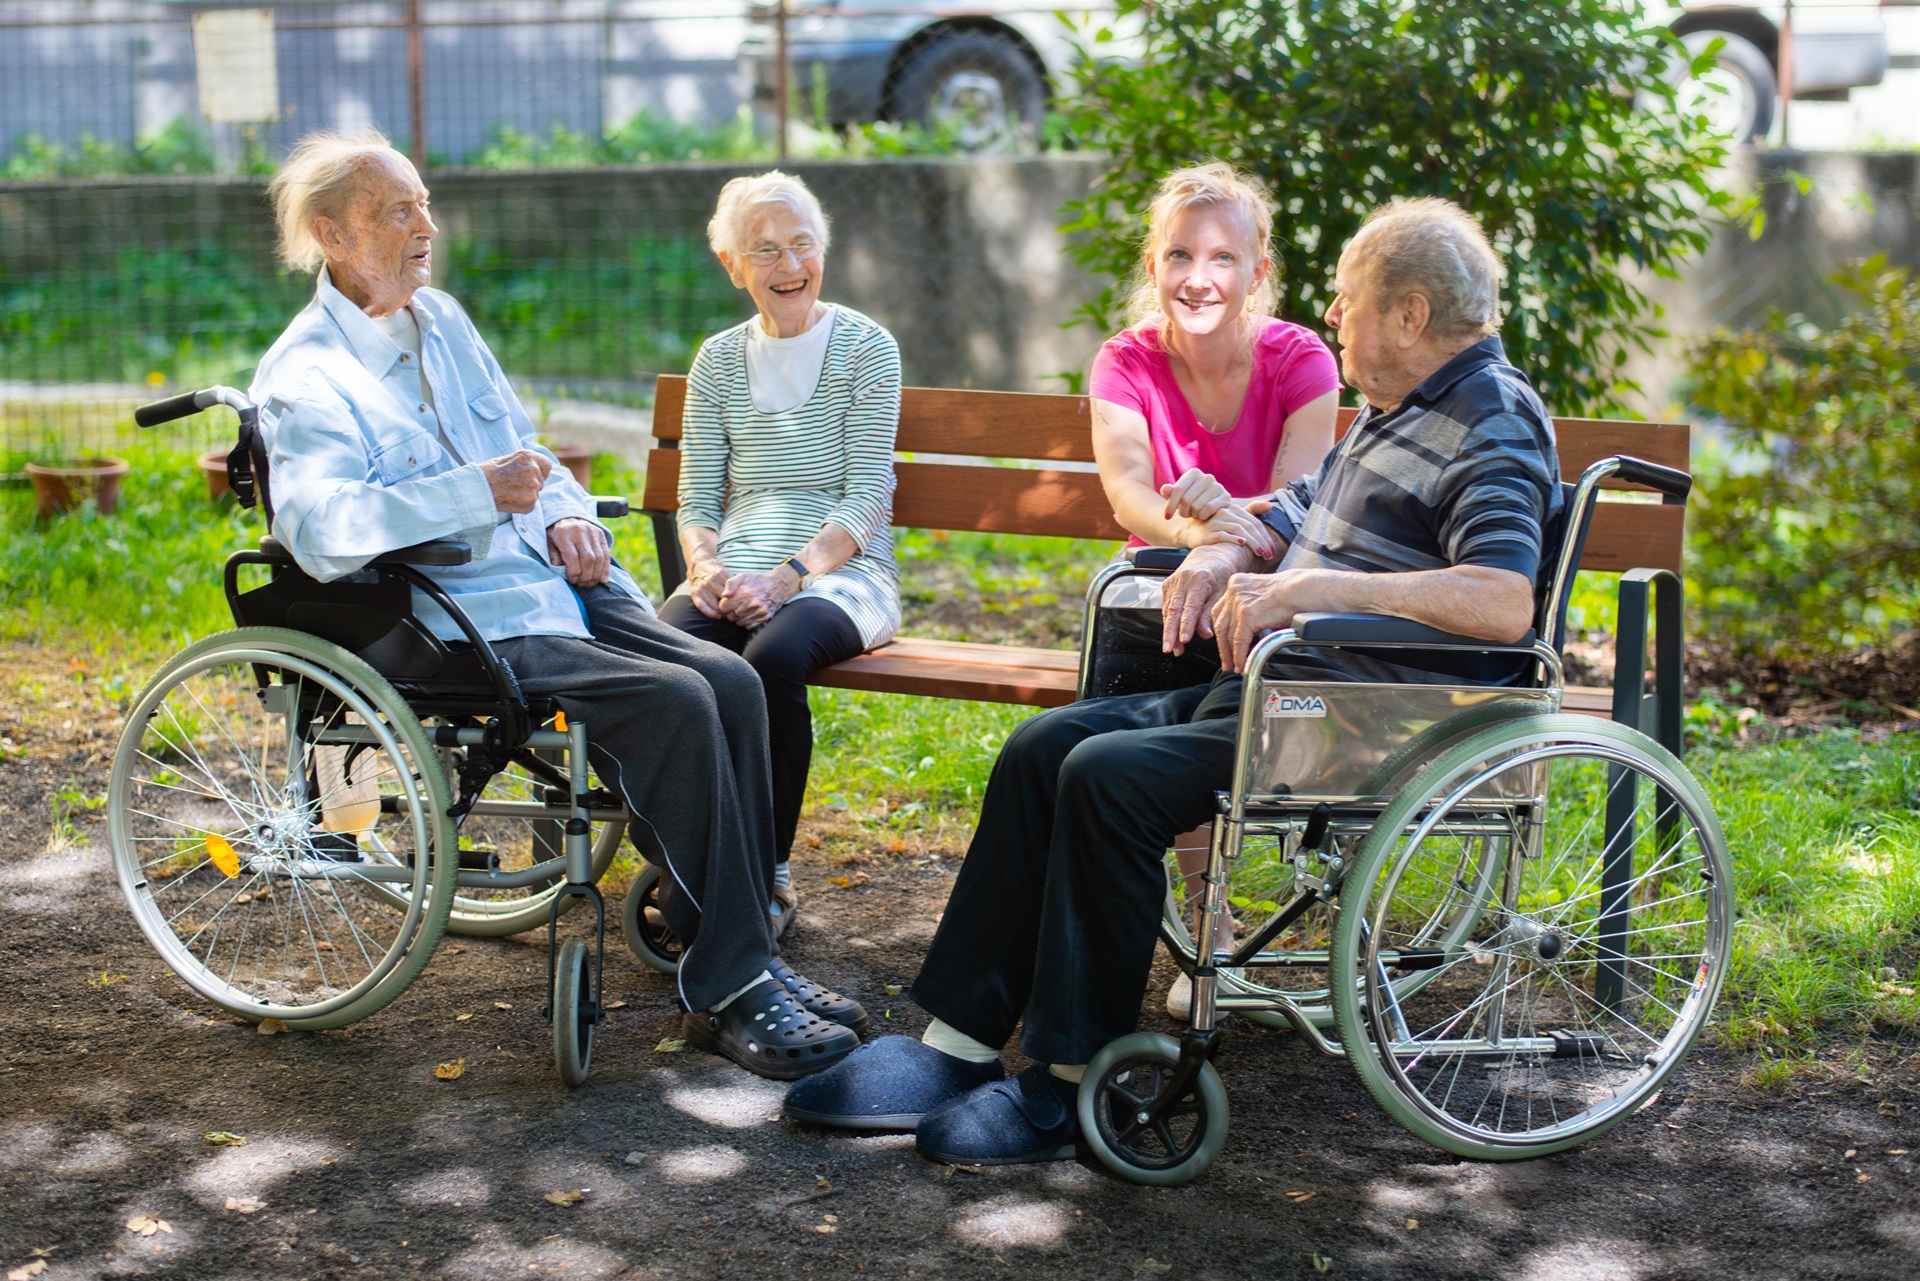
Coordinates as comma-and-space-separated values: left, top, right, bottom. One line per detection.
109, 386, 657, 1087
1066, 455, 1733, 1183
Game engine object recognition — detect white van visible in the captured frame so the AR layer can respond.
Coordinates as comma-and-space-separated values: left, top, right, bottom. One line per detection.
1668, 3, 1889, 141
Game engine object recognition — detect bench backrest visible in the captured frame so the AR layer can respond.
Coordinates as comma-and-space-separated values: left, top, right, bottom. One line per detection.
643, 374, 1688, 576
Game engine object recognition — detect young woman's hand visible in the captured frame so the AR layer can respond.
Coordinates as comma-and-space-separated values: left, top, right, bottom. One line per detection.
1159, 468, 1232, 523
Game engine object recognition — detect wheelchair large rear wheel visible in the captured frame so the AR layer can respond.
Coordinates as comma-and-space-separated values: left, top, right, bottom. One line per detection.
440, 754, 626, 938
1331, 715, 1731, 1160
108, 628, 457, 1030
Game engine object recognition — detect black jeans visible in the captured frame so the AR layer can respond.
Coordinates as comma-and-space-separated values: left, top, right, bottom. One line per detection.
910, 672, 1248, 1066
656, 594, 865, 859
492, 587, 779, 1013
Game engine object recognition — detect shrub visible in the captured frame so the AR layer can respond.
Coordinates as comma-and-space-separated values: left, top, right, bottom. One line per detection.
1686, 256, 1920, 648
1060, 0, 1733, 414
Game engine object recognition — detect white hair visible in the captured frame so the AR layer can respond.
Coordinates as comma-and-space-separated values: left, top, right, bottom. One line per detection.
1350, 197, 1503, 339
267, 130, 416, 273
706, 170, 831, 259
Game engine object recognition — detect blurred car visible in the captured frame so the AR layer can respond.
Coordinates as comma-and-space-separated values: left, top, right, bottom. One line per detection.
1666, 2, 1889, 142
741, 2, 1131, 153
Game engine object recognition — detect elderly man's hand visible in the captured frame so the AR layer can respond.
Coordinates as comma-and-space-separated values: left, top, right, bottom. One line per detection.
479, 449, 552, 514
1161, 542, 1256, 656
1213, 568, 1324, 673
547, 517, 611, 587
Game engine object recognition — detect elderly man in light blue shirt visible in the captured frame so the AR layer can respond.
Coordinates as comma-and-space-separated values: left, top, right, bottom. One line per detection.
250, 131, 866, 1081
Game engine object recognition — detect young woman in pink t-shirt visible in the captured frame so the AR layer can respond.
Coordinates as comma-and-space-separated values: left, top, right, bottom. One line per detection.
1090, 163, 1339, 557
1088, 164, 1339, 1016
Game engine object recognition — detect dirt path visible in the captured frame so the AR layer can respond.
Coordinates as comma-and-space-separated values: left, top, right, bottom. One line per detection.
1, 649, 1916, 1281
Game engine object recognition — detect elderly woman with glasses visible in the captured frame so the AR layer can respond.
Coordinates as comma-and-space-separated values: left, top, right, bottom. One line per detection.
659, 171, 903, 937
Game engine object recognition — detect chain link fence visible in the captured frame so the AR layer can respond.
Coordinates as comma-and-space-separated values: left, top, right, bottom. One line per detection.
1, 1, 1110, 469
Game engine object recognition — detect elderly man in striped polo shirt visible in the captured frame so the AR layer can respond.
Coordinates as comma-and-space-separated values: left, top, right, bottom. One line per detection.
785, 197, 1565, 1165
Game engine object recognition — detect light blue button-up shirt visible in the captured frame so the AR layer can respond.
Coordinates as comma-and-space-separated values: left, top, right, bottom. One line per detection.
249, 269, 649, 642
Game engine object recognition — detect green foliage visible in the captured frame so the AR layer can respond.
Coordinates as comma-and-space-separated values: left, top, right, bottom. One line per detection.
1, 118, 271, 179
462, 108, 769, 170
1060, 0, 1734, 414
1686, 256, 1920, 648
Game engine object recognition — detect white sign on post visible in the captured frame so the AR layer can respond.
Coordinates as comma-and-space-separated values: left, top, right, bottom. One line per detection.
192, 9, 280, 124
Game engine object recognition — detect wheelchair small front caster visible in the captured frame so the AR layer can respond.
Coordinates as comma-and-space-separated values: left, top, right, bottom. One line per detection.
622, 864, 684, 975
1078, 1031, 1229, 1186
552, 939, 597, 1088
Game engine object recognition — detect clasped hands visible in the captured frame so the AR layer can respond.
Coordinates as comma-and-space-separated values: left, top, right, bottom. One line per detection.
479, 448, 611, 588
686, 558, 796, 630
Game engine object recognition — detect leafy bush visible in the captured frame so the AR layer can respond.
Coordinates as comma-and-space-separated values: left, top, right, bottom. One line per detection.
1, 118, 267, 179
1061, 0, 1733, 414
1687, 257, 1920, 647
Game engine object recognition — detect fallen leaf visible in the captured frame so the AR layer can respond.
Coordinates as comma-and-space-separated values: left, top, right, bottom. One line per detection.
1844, 1148, 1858, 1160
8, 1261, 48, 1280
828, 876, 850, 889
1887, 1149, 1909, 1155
887, 839, 907, 853
1308, 1254, 1332, 1274
494, 1001, 512, 1010
314, 940, 334, 951
1284, 1190, 1318, 1203
805, 835, 822, 848
124, 1215, 171, 1237
203, 1131, 248, 1147
1405, 1219, 1419, 1230
816, 1178, 831, 1189
257, 1018, 286, 1035
653, 1038, 686, 1054
445, 946, 465, 954
434, 1058, 466, 1081
1857, 1171, 1871, 1183
814, 1225, 837, 1235
1879, 1100, 1902, 1118
225, 1196, 265, 1213
604, 1000, 627, 1010
822, 1213, 838, 1223
544, 1189, 586, 1207
455, 1013, 473, 1022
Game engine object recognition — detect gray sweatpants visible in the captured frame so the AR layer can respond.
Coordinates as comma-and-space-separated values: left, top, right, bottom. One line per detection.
493, 584, 777, 1012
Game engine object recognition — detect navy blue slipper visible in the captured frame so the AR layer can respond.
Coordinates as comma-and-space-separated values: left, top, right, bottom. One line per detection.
915, 1064, 1081, 1166
783, 1035, 1002, 1132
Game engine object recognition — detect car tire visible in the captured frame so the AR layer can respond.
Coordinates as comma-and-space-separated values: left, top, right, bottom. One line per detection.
891, 31, 1045, 155
1679, 29, 1777, 144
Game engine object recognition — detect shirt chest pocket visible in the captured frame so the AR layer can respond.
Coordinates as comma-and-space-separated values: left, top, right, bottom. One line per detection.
370, 429, 444, 485
468, 389, 509, 422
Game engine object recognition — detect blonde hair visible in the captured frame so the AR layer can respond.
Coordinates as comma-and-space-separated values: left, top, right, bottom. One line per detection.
706, 170, 831, 259
1126, 161, 1276, 328
267, 130, 415, 274
1350, 197, 1503, 339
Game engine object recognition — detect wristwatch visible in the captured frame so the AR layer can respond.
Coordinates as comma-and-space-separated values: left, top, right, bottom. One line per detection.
779, 555, 813, 588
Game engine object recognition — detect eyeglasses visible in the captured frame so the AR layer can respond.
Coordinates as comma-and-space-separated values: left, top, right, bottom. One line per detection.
741, 238, 823, 266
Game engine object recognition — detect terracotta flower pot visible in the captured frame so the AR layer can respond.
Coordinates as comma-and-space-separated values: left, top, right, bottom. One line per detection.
25, 456, 131, 518
550, 444, 594, 490
197, 449, 232, 501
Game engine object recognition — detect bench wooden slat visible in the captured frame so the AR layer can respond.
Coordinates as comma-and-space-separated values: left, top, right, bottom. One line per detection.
813, 638, 1081, 706
893, 389, 1095, 460
1583, 503, 1685, 576
892, 462, 1126, 540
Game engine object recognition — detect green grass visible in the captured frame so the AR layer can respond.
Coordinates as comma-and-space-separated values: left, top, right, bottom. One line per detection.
7, 442, 1916, 1063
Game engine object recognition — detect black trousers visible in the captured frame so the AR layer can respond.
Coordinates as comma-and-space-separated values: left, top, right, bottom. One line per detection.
656, 595, 865, 858
910, 671, 1248, 1066
492, 586, 778, 1013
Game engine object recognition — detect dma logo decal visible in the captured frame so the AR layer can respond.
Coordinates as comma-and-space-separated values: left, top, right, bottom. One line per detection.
1264, 692, 1327, 718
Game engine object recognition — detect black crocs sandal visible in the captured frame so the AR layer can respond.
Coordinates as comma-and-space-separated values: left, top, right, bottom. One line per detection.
769, 957, 869, 1035
683, 977, 861, 1081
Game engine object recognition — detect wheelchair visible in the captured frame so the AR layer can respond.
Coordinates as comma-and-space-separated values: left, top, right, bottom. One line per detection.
107, 387, 678, 1087
1067, 455, 1732, 1185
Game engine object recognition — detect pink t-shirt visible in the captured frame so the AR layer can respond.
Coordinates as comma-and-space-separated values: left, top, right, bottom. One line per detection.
1090, 317, 1340, 540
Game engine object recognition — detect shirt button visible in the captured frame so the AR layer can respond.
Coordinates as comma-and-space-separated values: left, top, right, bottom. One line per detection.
399, 354, 409, 363
418, 403, 428, 412
407, 457, 416, 465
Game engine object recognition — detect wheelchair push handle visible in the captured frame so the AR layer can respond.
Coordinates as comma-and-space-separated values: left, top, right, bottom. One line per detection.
1607, 456, 1691, 501
134, 385, 257, 428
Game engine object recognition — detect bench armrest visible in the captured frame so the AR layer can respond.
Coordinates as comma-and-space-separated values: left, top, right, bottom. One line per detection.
1292, 612, 1537, 649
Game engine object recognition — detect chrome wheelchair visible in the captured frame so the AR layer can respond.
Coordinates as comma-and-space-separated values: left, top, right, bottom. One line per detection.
107, 387, 675, 1086
1067, 456, 1732, 1184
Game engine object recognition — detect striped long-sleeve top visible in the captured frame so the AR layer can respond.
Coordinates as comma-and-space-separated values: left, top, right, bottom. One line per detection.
673, 305, 902, 649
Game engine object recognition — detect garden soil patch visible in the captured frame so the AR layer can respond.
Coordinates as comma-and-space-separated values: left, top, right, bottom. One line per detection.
1, 644, 1916, 1281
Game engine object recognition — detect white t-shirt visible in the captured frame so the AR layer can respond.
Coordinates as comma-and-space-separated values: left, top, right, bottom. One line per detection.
744, 306, 837, 414
373, 306, 432, 411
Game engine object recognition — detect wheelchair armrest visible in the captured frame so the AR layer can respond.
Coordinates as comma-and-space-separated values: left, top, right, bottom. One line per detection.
1292, 612, 1536, 649
593, 496, 629, 519
369, 540, 473, 567
1126, 546, 1190, 571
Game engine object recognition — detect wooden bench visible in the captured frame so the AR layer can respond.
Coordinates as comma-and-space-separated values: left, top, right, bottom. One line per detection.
640, 375, 1690, 747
